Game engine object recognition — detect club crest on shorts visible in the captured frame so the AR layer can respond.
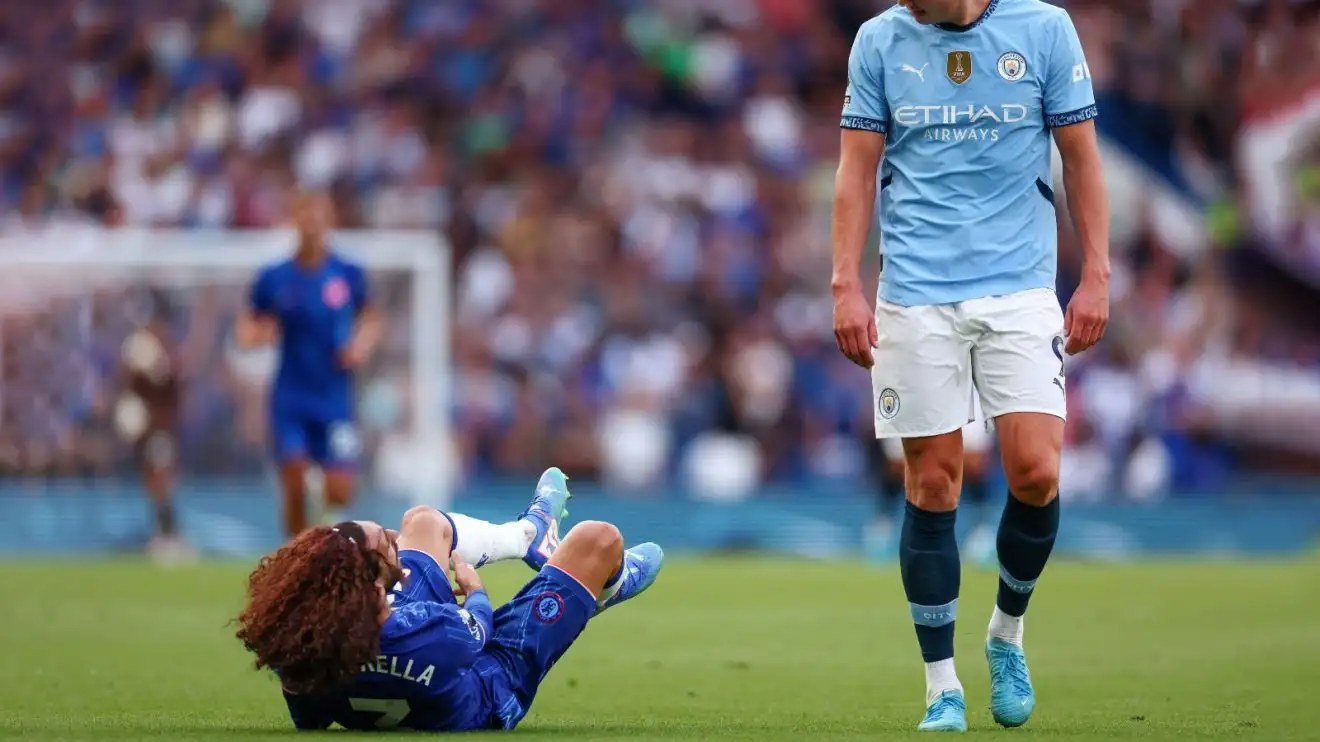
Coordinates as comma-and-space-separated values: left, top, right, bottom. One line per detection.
997, 51, 1027, 81
878, 388, 901, 420
947, 51, 973, 85
533, 591, 565, 624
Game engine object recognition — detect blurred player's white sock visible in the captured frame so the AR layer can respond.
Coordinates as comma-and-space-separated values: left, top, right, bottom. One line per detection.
447, 513, 536, 567
924, 659, 962, 705
987, 605, 1024, 646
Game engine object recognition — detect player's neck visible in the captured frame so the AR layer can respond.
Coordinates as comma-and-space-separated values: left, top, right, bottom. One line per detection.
294, 240, 327, 268
948, 0, 992, 27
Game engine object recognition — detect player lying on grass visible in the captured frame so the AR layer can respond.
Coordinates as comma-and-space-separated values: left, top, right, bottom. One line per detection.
234, 468, 664, 731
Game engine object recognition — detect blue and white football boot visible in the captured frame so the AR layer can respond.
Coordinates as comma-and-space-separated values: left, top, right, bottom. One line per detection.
519, 467, 572, 571
918, 689, 968, 732
987, 637, 1035, 727
595, 542, 664, 615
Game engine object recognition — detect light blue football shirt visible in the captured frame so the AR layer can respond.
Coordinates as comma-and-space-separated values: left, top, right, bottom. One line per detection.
840, 0, 1097, 307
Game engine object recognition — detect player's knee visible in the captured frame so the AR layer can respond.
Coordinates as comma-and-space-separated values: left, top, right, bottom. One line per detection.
400, 506, 453, 551
570, 520, 624, 562
906, 460, 960, 512
1006, 456, 1059, 505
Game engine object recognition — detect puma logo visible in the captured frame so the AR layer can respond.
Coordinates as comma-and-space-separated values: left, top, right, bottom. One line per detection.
901, 64, 928, 82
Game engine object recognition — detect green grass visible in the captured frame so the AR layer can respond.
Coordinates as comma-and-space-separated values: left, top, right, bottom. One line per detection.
2, 557, 1318, 740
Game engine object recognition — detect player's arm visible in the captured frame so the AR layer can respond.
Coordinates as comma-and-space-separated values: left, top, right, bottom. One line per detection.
339, 265, 380, 369
1045, 11, 1109, 355
832, 20, 888, 369
237, 269, 280, 348
393, 598, 494, 668
281, 690, 334, 731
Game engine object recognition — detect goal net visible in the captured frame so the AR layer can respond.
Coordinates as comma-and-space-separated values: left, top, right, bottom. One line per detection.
0, 229, 452, 506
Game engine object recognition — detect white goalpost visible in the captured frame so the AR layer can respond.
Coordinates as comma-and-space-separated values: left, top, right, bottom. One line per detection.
0, 229, 453, 506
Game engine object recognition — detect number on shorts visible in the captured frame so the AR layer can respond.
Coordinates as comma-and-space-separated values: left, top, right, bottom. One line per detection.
349, 698, 411, 728
1051, 336, 1066, 378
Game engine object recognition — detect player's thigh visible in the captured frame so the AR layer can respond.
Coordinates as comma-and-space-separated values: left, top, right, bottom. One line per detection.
306, 419, 362, 470
872, 300, 976, 439
485, 567, 597, 729
270, 412, 311, 462
968, 287, 1067, 423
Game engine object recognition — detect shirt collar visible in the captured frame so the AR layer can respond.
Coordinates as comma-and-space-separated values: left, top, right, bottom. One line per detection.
935, 0, 999, 33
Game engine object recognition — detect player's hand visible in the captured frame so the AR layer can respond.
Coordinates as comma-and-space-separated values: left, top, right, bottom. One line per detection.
450, 554, 483, 598
1064, 272, 1109, 355
339, 339, 370, 369
833, 283, 878, 369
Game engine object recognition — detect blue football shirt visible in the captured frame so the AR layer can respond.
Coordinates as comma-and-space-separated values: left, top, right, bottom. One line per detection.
281, 551, 506, 732
249, 253, 369, 421
840, 0, 1097, 307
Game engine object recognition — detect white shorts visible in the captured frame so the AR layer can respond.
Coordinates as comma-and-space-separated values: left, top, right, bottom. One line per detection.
881, 397, 992, 461
872, 287, 1067, 440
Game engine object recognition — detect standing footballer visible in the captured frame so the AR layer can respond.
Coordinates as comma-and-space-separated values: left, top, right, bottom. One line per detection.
831, 0, 1109, 732
238, 192, 381, 538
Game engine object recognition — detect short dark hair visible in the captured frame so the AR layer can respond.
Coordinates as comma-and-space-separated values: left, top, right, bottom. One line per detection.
234, 524, 397, 695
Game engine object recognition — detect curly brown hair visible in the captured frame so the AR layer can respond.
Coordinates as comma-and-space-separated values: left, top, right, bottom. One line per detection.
235, 523, 400, 696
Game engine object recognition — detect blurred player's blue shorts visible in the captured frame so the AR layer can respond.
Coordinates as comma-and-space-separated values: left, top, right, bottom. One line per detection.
396, 548, 595, 730
270, 413, 359, 468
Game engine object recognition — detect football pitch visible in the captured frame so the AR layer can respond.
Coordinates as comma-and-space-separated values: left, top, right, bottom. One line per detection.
2, 557, 1317, 741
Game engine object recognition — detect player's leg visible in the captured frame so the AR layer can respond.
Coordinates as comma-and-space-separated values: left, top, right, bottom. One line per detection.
484, 521, 664, 729
140, 429, 193, 563
871, 299, 973, 732
440, 467, 572, 570
271, 413, 312, 538
899, 431, 967, 731
307, 420, 361, 526
968, 288, 1068, 728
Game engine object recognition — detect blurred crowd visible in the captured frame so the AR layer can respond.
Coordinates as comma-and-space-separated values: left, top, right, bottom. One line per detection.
1, 0, 1319, 499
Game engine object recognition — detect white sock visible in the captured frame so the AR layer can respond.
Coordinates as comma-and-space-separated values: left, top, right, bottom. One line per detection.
924, 658, 962, 705
596, 566, 626, 608
447, 512, 536, 566
988, 605, 1024, 646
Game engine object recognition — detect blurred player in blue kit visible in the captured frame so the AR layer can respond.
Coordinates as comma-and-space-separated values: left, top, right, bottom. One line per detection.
831, 0, 1110, 732
237, 192, 381, 537
235, 468, 665, 731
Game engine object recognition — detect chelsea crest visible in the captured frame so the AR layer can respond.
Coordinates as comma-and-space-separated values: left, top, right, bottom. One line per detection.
997, 51, 1027, 82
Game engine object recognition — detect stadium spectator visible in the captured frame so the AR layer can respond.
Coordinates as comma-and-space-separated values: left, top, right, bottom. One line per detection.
1, 0, 1318, 497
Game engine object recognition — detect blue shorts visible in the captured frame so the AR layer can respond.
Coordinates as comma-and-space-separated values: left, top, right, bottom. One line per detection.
270, 413, 359, 468
484, 566, 596, 729
393, 549, 594, 730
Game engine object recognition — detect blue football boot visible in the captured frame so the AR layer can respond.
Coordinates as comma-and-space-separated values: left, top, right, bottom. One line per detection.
519, 467, 572, 570
918, 689, 968, 732
987, 637, 1035, 727
595, 543, 664, 614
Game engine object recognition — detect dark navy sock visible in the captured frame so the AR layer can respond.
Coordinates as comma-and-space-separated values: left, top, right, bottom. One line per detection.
900, 501, 960, 663
995, 493, 1060, 617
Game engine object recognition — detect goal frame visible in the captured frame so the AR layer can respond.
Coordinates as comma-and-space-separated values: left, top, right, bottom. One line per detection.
0, 228, 451, 503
